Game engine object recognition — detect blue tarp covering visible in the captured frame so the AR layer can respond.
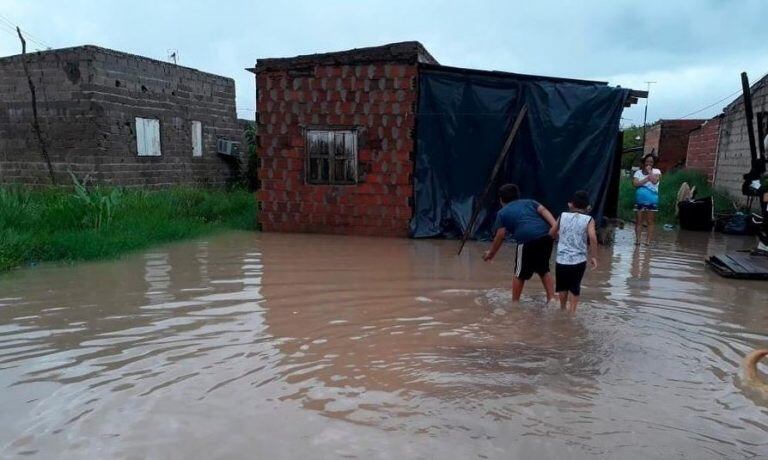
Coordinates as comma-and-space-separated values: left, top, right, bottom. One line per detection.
410, 67, 629, 239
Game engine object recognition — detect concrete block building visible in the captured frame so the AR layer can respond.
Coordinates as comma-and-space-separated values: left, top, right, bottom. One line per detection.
0, 45, 240, 186
714, 74, 768, 200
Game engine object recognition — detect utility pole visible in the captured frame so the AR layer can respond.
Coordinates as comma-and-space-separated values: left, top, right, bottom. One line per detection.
641, 81, 656, 152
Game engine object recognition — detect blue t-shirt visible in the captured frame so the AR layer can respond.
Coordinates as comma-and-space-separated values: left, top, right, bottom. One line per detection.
493, 199, 550, 243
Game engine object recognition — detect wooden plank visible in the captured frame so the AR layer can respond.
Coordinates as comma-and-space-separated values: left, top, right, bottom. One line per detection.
724, 255, 750, 273
457, 104, 528, 255
731, 253, 768, 273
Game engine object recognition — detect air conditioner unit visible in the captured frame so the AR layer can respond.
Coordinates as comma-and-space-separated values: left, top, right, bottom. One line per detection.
217, 139, 240, 157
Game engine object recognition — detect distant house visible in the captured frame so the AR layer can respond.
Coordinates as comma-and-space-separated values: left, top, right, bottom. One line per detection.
248, 41, 642, 238
643, 119, 706, 172
0, 45, 240, 186
685, 115, 722, 184
713, 74, 768, 200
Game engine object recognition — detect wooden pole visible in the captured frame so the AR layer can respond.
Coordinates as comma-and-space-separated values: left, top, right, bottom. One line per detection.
457, 104, 528, 255
16, 26, 56, 185
741, 72, 760, 180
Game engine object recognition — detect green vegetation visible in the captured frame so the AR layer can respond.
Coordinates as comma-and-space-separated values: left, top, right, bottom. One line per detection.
0, 185, 256, 272
243, 121, 260, 192
620, 125, 646, 171
618, 168, 736, 224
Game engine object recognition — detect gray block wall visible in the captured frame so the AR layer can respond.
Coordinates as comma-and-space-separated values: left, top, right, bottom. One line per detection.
714, 81, 768, 202
0, 45, 239, 187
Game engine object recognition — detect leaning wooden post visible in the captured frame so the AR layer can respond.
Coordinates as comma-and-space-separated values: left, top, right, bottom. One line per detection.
16, 26, 56, 185
457, 104, 528, 255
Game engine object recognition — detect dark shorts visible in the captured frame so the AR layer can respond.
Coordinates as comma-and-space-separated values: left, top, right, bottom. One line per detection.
514, 235, 553, 281
556, 262, 587, 295
634, 203, 658, 211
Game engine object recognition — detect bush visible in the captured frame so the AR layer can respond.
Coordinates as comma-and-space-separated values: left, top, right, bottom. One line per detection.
618, 169, 736, 224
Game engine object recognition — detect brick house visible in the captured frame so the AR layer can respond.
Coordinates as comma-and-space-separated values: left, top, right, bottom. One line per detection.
0, 45, 240, 186
250, 42, 638, 237
685, 115, 722, 184
643, 119, 706, 172
249, 42, 436, 236
714, 74, 768, 201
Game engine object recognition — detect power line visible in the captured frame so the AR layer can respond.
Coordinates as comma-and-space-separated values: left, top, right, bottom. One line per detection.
0, 13, 51, 47
0, 13, 52, 50
676, 89, 742, 119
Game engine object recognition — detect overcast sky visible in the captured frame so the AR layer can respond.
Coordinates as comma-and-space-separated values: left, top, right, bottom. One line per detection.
2, 0, 767, 126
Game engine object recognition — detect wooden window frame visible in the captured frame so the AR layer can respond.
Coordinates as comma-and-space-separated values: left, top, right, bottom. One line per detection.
305, 127, 359, 185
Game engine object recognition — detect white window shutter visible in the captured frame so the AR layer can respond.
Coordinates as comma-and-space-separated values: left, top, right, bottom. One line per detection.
191, 121, 202, 157
136, 117, 161, 156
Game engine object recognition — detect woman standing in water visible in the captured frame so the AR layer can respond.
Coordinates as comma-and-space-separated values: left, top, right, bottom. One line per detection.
633, 154, 661, 245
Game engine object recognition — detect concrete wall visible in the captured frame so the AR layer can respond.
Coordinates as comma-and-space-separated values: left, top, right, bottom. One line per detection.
0, 46, 239, 187
714, 81, 768, 200
255, 63, 417, 236
685, 116, 721, 184
0, 49, 99, 184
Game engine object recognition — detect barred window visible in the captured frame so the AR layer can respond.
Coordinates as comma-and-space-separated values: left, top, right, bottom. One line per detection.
306, 129, 358, 184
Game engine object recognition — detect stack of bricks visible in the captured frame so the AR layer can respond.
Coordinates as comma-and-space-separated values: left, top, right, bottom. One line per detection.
685, 116, 722, 184
255, 62, 418, 237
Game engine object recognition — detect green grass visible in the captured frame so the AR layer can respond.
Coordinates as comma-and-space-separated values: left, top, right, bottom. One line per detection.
618, 168, 736, 224
0, 186, 256, 272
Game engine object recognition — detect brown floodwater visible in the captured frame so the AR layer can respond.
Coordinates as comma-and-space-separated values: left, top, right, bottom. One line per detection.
0, 229, 767, 459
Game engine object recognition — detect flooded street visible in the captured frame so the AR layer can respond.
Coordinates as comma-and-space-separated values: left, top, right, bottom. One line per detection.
1, 229, 767, 459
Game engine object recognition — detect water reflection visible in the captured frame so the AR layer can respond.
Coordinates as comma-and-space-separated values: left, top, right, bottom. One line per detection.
0, 230, 765, 458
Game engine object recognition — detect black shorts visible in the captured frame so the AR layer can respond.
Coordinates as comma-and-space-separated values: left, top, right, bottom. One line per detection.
555, 262, 587, 295
514, 235, 553, 280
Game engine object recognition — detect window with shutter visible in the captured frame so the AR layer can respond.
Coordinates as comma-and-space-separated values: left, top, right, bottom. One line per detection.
191, 121, 203, 157
136, 117, 161, 156
306, 128, 357, 185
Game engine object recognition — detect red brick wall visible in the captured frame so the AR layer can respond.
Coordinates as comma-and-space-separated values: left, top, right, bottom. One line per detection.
643, 124, 661, 159
255, 63, 417, 236
643, 120, 705, 171
685, 117, 721, 184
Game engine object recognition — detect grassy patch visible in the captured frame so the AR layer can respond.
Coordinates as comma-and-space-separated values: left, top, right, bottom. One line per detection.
618, 169, 736, 224
0, 186, 256, 272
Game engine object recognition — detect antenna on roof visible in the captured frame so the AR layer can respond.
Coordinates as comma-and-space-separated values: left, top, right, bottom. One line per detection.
167, 49, 178, 65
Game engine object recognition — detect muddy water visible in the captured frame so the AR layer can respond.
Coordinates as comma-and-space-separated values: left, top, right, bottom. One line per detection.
0, 230, 767, 459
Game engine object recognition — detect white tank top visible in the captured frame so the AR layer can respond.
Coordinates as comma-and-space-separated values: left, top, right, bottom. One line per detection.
556, 212, 592, 265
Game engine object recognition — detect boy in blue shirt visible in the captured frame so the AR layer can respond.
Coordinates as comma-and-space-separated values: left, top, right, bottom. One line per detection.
483, 183, 558, 305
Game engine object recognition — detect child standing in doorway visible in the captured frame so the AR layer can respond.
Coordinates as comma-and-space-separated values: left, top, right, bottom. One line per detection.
549, 191, 598, 312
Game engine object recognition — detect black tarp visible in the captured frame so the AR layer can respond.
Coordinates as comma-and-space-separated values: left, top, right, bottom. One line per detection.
410, 66, 629, 240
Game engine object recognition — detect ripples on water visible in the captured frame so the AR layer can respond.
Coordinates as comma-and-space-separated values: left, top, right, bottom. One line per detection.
0, 230, 766, 459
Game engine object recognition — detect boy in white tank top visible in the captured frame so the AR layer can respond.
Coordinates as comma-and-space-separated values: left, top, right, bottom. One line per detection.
549, 191, 598, 312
